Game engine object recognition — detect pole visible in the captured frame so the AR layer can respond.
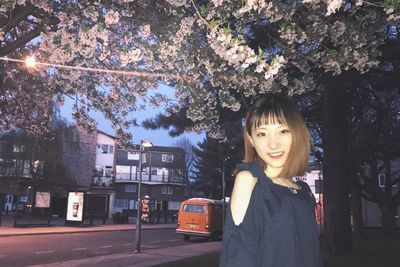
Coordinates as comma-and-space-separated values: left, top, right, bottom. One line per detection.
135, 141, 143, 253
222, 158, 226, 226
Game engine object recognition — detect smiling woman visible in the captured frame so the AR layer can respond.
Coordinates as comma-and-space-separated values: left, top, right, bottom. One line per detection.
219, 94, 321, 267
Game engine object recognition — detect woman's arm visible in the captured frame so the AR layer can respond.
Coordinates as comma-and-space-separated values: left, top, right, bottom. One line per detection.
219, 170, 259, 267
230, 170, 257, 225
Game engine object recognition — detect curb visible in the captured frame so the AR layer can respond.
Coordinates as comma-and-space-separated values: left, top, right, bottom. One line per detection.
0, 225, 177, 237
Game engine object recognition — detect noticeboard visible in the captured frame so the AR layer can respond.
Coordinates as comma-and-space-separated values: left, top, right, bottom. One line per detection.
35, 191, 51, 208
66, 191, 85, 222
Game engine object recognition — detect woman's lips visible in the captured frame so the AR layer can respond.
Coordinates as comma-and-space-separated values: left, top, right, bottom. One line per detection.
268, 152, 284, 159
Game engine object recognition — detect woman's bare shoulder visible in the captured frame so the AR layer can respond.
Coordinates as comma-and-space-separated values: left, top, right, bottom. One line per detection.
230, 170, 257, 225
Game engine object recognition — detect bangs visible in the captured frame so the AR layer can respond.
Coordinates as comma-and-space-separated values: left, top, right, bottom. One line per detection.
250, 108, 288, 132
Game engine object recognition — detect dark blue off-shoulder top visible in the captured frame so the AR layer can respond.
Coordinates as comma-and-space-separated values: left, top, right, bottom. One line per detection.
219, 162, 322, 267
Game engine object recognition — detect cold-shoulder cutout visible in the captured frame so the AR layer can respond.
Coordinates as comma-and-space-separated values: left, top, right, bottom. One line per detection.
230, 170, 257, 226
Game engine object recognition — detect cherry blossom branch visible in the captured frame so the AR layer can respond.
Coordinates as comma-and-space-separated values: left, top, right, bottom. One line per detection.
190, 0, 210, 28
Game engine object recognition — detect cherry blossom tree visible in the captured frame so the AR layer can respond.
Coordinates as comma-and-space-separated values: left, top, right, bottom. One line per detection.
1, 0, 399, 254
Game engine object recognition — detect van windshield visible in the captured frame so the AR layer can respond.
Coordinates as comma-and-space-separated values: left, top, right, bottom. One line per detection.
182, 204, 205, 213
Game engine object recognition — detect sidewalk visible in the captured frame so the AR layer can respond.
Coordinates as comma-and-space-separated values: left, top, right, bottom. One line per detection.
0, 214, 222, 267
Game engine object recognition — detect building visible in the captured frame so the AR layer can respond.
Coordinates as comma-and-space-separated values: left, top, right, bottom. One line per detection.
360, 159, 400, 228
114, 145, 186, 216
296, 161, 324, 226
0, 132, 46, 213
60, 128, 116, 219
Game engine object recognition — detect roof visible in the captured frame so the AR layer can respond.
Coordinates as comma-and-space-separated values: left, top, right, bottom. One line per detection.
117, 144, 185, 154
147, 145, 185, 154
96, 129, 115, 139
183, 198, 223, 205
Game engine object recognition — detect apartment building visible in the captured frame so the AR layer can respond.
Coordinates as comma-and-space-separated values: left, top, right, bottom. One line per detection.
114, 145, 186, 215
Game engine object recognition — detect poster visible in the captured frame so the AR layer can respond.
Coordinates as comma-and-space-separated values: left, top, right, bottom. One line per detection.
66, 191, 85, 222
35, 192, 51, 208
141, 196, 151, 223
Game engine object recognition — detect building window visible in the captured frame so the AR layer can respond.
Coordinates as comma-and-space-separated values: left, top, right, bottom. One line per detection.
162, 154, 174, 163
127, 152, 139, 160
160, 168, 169, 176
116, 165, 130, 174
13, 144, 26, 153
161, 186, 173, 195
95, 166, 113, 176
151, 168, 158, 175
97, 144, 114, 154
378, 174, 386, 188
125, 184, 137, 192
168, 201, 180, 211
183, 204, 205, 213
105, 166, 113, 177
142, 167, 149, 175
115, 199, 129, 209
94, 166, 103, 176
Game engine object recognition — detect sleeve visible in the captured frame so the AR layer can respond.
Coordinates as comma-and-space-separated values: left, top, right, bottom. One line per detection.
219, 163, 261, 267
219, 207, 259, 267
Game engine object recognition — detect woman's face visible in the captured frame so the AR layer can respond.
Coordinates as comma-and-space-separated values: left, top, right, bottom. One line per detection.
248, 122, 292, 179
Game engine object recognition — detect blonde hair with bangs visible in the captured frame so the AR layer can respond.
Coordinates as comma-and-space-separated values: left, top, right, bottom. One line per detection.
243, 94, 311, 179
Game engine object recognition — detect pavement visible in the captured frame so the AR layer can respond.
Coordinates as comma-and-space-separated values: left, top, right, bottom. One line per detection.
0, 214, 221, 267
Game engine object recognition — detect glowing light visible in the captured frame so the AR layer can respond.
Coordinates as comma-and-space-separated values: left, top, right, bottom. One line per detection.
25, 56, 37, 68
0, 56, 191, 81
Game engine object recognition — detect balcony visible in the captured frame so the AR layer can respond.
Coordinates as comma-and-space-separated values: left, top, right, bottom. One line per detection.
92, 176, 113, 187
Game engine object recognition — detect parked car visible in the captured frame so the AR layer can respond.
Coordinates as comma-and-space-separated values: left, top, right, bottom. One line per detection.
176, 198, 224, 241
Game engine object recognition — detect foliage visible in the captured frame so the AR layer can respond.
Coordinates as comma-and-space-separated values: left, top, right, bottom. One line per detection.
171, 136, 198, 181
0, 0, 398, 145
191, 133, 242, 198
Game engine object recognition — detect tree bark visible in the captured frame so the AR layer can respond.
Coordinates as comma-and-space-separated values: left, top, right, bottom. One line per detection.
380, 200, 396, 237
350, 176, 366, 239
322, 73, 353, 254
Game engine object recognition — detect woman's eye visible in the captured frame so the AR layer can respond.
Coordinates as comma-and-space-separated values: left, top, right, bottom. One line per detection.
256, 132, 265, 137
281, 129, 290, 134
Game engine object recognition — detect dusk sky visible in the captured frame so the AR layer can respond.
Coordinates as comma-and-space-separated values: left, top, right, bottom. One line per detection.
59, 84, 205, 147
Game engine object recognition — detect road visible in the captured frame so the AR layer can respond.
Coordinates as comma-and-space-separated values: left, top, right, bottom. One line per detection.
0, 228, 205, 267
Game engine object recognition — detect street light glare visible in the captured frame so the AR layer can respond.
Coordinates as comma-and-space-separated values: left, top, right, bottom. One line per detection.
142, 139, 153, 148
25, 56, 37, 68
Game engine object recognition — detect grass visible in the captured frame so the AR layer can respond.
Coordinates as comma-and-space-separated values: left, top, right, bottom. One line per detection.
154, 232, 400, 267
153, 252, 220, 267
324, 234, 400, 267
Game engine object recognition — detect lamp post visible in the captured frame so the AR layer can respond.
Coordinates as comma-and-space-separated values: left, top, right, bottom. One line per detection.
222, 158, 228, 226
135, 139, 152, 253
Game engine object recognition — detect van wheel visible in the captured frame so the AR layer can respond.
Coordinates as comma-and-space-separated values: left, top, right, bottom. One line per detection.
183, 234, 191, 241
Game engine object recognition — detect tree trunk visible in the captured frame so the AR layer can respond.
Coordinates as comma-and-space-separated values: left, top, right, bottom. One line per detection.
322, 73, 353, 254
380, 200, 396, 236
350, 176, 366, 239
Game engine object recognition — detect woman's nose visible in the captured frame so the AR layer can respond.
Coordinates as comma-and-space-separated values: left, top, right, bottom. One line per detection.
268, 135, 280, 149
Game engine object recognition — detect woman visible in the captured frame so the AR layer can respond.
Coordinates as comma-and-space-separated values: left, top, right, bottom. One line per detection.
219, 94, 321, 267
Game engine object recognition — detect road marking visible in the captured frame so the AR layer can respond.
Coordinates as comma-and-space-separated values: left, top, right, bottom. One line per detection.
35, 251, 54, 254
150, 240, 161, 243
99, 245, 112, 249
168, 239, 178, 242
73, 248, 87, 251
123, 243, 134, 246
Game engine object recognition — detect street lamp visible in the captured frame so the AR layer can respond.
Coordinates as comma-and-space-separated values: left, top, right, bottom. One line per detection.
135, 139, 153, 253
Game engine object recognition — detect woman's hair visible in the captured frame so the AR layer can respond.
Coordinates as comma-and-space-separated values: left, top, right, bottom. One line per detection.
243, 94, 311, 179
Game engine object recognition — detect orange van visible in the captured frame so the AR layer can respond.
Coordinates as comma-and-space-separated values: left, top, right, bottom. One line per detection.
176, 198, 224, 241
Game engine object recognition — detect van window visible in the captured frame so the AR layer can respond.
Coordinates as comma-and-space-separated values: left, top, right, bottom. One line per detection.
183, 204, 205, 213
